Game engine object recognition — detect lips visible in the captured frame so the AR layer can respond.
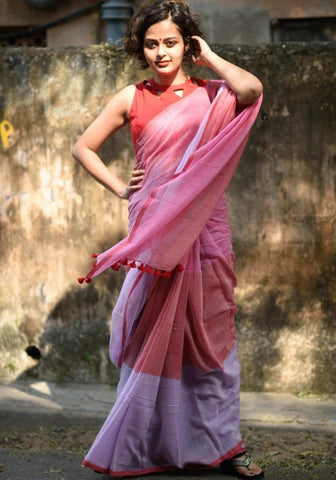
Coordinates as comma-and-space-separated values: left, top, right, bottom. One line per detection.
156, 61, 170, 67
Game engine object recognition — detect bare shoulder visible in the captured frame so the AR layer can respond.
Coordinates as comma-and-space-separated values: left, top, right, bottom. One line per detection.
122, 84, 137, 116
122, 84, 137, 99
103, 84, 136, 120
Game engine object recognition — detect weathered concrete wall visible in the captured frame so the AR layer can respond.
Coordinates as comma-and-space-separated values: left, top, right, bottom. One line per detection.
0, 46, 139, 385
0, 43, 335, 392
225, 44, 336, 393
189, 0, 271, 44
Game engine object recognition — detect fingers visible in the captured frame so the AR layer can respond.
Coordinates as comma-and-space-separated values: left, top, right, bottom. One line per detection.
121, 169, 145, 199
190, 35, 201, 57
129, 169, 145, 186
190, 36, 212, 65
191, 35, 206, 49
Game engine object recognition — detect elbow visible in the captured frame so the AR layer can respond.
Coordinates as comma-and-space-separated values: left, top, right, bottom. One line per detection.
71, 141, 81, 163
72, 139, 97, 165
238, 80, 263, 105
254, 79, 263, 98
249, 79, 263, 102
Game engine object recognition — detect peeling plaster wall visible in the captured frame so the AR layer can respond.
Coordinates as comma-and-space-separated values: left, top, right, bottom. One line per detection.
189, 0, 271, 44
225, 44, 336, 393
0, 46, 141, 385
0, 43, 335, 392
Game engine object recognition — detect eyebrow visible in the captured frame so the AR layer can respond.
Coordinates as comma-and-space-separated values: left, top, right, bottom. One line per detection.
144, 36, 179, 41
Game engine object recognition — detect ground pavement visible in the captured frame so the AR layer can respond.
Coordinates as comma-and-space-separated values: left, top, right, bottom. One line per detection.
0, 380, 335, 480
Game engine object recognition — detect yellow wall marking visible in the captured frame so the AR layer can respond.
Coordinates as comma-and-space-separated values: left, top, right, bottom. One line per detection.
0, 120, 14, 149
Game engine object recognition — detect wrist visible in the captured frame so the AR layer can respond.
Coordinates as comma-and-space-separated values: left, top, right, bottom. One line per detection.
203, 50, 222, 68
115, 183, 128, 199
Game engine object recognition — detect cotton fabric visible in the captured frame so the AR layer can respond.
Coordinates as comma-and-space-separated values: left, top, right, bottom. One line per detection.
82, 80, 262, 476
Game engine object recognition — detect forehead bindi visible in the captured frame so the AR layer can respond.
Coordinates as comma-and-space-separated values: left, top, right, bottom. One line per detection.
144, 36, 179, 42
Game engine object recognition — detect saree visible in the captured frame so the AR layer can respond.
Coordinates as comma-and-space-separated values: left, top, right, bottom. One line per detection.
81, 81, 262, 476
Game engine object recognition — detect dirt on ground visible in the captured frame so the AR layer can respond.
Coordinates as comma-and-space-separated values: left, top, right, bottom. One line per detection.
1, 425, 335, 475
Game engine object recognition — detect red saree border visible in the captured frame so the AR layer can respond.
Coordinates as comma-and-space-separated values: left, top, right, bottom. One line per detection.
82, 440, 245, 477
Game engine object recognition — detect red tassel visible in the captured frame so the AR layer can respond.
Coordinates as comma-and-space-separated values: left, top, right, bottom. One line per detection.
177, 264, 184, 272
154, 269, 162, 276
138, 264, 145, 271
121, 259, 128, 265
85, 278, 92, 283
92, 253, 98, 258
92, 262, 97, 267
111, 263, 120, 271
130, 261, 137, 268
78, 277, 85, 284
162, 271, 171, 278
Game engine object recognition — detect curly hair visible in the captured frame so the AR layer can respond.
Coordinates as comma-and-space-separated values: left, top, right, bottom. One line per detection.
124, 0, 204, 69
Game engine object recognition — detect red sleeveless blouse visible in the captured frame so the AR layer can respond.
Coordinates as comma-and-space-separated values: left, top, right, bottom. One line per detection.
129, 77, 207, 146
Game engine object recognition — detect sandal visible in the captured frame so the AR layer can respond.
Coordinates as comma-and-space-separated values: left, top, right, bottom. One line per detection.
220, 454, 264, 479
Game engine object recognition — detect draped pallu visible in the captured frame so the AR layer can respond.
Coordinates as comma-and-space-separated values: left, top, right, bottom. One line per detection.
82, 81, 262, 476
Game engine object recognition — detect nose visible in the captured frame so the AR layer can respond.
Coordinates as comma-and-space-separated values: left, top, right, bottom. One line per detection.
156, 42, 166, 58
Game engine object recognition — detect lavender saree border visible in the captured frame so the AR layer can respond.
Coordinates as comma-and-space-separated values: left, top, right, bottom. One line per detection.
83, 344, 245, 476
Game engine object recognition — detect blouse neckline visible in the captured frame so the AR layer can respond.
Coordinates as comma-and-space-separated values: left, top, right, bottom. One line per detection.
150, 77, 192, 92
147, 77, 196, 94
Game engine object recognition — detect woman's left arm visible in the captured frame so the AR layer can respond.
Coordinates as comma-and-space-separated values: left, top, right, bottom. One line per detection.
191, 36, 263, 105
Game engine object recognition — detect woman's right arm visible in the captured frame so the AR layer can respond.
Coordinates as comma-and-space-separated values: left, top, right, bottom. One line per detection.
72, 84, 144, 199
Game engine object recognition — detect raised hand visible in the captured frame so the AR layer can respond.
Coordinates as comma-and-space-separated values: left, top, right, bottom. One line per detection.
190, 36, 214, 66
190, 35, 263, 105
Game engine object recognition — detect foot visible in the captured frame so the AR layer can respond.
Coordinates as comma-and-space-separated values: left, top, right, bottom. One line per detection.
220, 454, 264, 478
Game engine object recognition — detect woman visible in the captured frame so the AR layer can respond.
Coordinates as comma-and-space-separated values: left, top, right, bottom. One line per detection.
73, 0, 263, 478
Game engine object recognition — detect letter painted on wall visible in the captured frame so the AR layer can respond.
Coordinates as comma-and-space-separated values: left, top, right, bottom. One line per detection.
0, 120, 19, 151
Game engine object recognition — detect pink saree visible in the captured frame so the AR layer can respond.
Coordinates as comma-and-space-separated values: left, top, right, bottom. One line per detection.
81, 81, 262, 476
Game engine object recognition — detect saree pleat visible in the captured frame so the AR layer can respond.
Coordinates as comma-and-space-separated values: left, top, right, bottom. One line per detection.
82, 81, 262, 475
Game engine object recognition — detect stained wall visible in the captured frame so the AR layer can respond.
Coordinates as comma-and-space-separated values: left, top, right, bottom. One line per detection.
0, 43, 335, 392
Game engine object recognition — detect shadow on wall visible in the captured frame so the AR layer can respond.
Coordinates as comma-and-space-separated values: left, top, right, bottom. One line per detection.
21, 239, 127, 386
309, 254, 336, 393
235, 250, 336, 393
21, 249, 335, 392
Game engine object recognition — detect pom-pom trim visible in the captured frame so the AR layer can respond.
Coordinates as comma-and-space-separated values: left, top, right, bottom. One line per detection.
78, 257, 184, 284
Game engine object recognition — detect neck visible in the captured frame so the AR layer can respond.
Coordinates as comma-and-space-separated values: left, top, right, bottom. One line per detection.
154, 70, 189, 86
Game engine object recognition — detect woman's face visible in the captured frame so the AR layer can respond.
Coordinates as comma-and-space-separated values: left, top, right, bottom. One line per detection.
143, 18, 187, 83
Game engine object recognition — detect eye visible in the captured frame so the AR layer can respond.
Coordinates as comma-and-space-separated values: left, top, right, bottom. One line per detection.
166, 40, 176, 47
144, 40, 157, 49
